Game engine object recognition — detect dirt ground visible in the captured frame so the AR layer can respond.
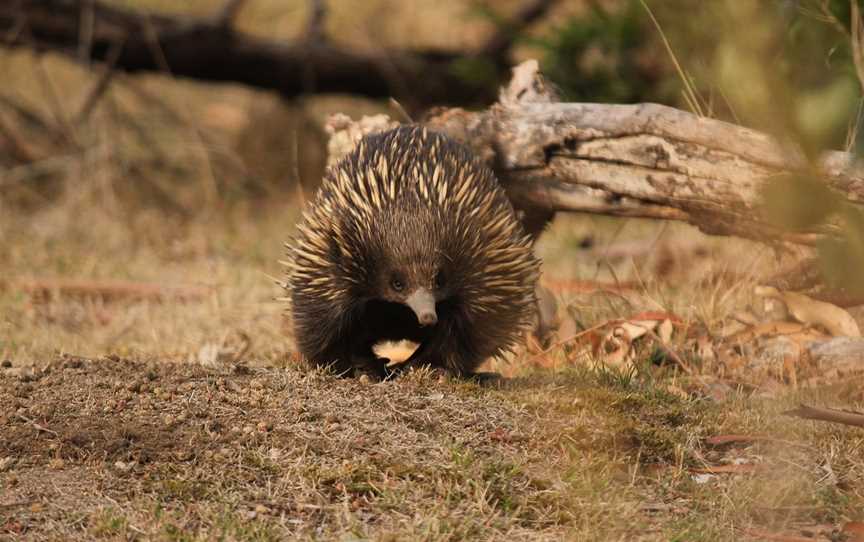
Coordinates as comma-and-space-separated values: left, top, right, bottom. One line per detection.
0, 355, 611, 541
2, 351, 863, 541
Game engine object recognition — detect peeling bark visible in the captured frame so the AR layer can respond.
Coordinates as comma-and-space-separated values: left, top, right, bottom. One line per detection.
328, 59, 864, 245
415, 62, 863, 244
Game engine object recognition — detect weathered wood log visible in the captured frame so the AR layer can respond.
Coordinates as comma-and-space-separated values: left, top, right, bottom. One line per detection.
329, 60, 864, 245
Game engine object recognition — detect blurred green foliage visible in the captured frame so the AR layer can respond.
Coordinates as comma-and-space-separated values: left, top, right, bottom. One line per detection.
529, 0, 673, 103
475, 0, 676, 104
713, 0, 864, 294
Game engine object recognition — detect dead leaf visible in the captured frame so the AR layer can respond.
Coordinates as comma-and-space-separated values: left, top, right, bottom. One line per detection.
615, 320, 659, 341
755, 286, 861, 337
843, 522, 864, 542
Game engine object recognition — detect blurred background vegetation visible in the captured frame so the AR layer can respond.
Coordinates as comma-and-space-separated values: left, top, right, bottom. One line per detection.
2, 0, 864, 295
1, 1, 861, 209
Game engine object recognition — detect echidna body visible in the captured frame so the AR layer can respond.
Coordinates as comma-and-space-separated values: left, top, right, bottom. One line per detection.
285, 126, 540, 379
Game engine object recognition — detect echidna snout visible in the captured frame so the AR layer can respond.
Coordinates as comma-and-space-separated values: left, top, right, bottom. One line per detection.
403, 288, 437, 327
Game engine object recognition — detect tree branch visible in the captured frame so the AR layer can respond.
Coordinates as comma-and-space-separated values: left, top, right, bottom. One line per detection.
0, 0, 519, 108
783, 404, 864, 428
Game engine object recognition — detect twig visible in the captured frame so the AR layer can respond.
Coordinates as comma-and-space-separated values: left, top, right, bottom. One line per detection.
738, 528, 816, 542
646, 328, 693, 375
75, 37, 125, 124
388, 97, 413, 123
16, 414, 59, 437
215, 0, 249, 27
524, 321, 608, 364
77, 0, 95, 64
0, 112, 37, 163
0, 153, 80, 188
705, 434, 811, 449
6, 277, 212, 303
783, 404, 864, 428
139, 15, 221, 209
850, 2, 864, 97
304, 0, 327, 42
0, 93, 52, 131
0, 501, 37, 511
31, 52, 78, 146
689, 463, 759, 474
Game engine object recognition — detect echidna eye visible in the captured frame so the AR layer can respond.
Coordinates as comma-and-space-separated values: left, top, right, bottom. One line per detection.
435, 271, 446, 289
391, 277, 404, 292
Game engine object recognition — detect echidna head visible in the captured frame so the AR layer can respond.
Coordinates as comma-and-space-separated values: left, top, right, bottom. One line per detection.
372, 251, 448, 327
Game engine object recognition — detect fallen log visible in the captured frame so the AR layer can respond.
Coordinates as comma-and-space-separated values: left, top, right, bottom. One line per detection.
328, 60, 864, 245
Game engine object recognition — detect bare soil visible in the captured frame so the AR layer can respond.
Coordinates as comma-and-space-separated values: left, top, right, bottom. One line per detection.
0, 356, 580, 540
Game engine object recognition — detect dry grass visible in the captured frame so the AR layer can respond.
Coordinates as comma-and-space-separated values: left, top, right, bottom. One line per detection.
2, 205, 863, 540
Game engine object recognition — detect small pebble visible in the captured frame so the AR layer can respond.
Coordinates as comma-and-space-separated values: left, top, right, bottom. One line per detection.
113, 461, 135, 473
1, 359, 12, 368
256, 421, 273, 433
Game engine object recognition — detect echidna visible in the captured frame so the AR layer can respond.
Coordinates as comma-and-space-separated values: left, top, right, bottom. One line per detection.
284, 125, 540, 379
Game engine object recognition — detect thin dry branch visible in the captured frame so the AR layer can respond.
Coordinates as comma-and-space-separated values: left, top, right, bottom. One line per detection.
303, 0, 327, 43
75, 36, 124, 124
215, 0, 249, 27
4, 277, 212, 303
783, 404, 864, 428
